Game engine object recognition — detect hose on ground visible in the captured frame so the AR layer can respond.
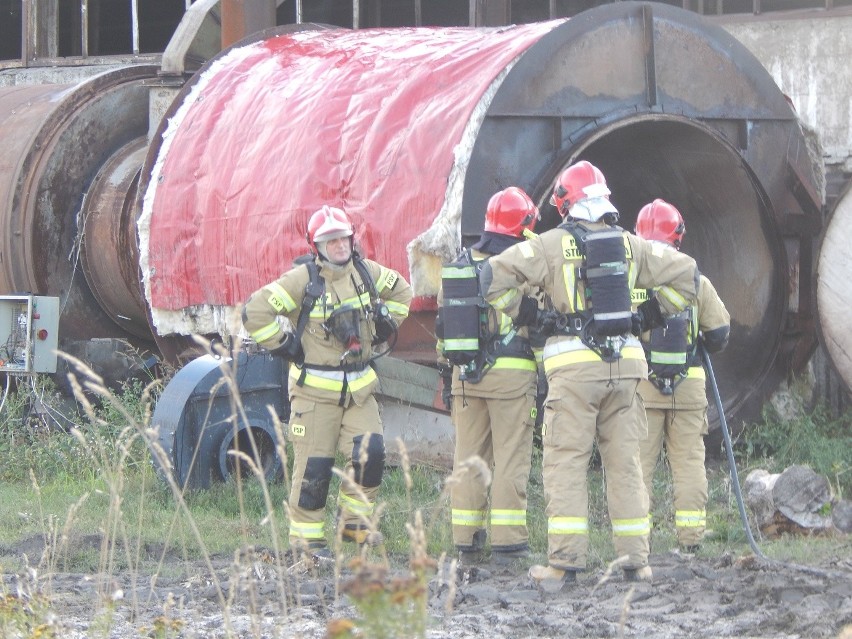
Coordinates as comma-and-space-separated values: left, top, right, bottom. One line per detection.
701, 341, 849, 580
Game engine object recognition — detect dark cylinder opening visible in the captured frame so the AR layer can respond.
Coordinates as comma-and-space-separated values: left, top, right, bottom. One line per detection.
219, 425, 281, 483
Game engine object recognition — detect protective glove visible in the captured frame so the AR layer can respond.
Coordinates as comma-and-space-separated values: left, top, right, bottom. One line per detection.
438, 364, 453, 411
514, 295, 540, 327
700, 326, 730, 354
536, 309, 564, 335
372, 302, 398, 345
633, 297, 665, 334
267, 332, 301, 360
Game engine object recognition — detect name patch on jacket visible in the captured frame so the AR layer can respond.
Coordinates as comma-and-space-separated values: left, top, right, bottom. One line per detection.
562, 236, 582, 260
632, 288, 651, 305
267, 292, 286, 312
383, 270, 399, 290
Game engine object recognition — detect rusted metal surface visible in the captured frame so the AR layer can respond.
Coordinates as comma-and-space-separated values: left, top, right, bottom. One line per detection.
80, 137, 150, 339
0, 84, 68, 293
0, 65, 158, 344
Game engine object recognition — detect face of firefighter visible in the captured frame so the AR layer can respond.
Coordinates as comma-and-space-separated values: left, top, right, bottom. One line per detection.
318, 237, 353, 265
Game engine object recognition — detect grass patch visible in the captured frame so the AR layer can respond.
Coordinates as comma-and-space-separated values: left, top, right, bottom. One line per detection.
739, 389, 852, 498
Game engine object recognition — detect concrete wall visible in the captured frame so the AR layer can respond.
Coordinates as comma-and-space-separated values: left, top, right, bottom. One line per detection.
719, 15, 852, 173
718, 15, 852, 413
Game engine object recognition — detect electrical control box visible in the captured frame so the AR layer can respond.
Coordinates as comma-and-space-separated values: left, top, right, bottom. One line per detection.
0, 295, 60, 374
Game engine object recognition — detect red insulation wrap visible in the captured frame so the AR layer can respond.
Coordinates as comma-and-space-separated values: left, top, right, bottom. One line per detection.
143, 23, 557, 318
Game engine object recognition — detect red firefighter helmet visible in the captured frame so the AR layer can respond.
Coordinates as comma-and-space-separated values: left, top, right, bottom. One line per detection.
635, 199, 685, 249
484, 187, 539, 238
306, 205, 354, 253
549, 160, 618, 222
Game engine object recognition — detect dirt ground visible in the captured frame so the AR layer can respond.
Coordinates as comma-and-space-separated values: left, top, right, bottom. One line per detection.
2, 537, 851, 638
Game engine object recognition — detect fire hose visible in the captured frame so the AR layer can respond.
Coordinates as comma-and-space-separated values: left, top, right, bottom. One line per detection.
699, 339, 767, 561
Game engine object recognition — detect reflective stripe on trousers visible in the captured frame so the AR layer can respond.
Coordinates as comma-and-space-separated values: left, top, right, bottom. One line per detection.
675, 510, 706, 528
340, 492, 375, 517
548, 516, 588, 535
490, 509, 526, 527
290, 520, 324, 540
452, 509, 486, 527
612, 517, 652, 537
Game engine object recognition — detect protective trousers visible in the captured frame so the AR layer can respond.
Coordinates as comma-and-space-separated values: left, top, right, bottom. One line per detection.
640, 406, 708, 546
543, 376, 650, 571
287, 395, 384, 547
450, 393, 536, 552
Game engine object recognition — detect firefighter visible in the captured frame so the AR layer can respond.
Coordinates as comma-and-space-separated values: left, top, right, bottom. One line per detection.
437, 187, 542, 567
242, 205, 412, 556
634, 199, 730, 553
479, 161, 700, 586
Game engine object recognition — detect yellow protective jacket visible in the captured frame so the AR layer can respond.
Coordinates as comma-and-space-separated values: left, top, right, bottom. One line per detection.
638, 273, 730, 409
482, 220, 699, 382
242, 255, 412, 405
437, 248, 539, 398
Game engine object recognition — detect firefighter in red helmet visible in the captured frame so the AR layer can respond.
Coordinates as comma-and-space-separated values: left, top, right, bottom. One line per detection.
480, 161, 701, 587
634, 199, 730, 553
634, 198, 685, 249
436, 186, 543, 566
242, 205, 412, 557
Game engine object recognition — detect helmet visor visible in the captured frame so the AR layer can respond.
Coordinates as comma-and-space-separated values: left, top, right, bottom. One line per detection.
313, 228, 353, 244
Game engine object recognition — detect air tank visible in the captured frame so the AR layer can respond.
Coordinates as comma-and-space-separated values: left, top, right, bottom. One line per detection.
0, 2, 825, 430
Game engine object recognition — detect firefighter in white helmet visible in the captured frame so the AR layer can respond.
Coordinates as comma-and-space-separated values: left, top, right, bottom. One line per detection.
436, 186, 544, 567
479, 160, 700, 586
242, 205, 412, 557
633, 199, 730, 553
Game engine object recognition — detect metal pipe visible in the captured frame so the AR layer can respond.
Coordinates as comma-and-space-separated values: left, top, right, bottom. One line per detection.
21, 0, 30, 64
46, 0, 58, 58
131, 0, 140, 54
221, 0, 276, 50
81, 0, 88, 57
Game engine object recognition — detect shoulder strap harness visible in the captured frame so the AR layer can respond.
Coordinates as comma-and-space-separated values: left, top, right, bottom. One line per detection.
292, 254, 390, 401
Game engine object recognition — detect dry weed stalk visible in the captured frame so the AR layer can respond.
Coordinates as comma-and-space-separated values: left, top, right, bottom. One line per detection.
57, 350, 236, 637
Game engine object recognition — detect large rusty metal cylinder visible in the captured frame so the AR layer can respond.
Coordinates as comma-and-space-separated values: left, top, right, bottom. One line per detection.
141, 2, 821, 427
0, 3, 823, 430
0, 66, 158, 363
